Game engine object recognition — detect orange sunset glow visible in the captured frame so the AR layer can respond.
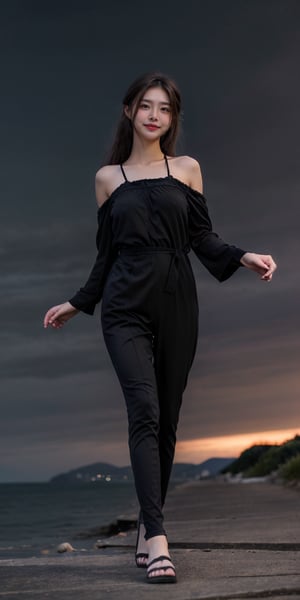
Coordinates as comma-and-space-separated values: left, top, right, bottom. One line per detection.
175, 428, 300, 463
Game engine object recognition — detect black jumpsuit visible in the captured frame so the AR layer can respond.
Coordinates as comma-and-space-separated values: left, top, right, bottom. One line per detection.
69, 155, 245, 540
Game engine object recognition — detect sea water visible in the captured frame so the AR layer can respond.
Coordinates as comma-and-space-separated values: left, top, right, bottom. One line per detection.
0, 481, 138, 559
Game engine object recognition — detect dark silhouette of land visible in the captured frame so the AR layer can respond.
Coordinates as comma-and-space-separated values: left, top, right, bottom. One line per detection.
49, 458, 234, 484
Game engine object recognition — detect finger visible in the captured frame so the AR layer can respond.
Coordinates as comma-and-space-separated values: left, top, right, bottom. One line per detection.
45, 310, 59, 327
262, 256, 277, 271
261, 272, 273, 281
260, 259, 273, 270
48, 308, 65, 325
48, 315, 58, 326
44, 309, 56, 328
253, 266, 268, 276
51, 320, 64, 329
261, 256, 277, 276
262, 262, 277, 278
44, 306, 62, 327
269, 260, 277, 272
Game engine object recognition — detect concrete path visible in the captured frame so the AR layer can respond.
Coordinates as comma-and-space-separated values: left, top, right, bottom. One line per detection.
1, 480, 300, 599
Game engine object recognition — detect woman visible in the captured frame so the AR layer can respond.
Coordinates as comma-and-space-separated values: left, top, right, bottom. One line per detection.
43, 72, 277, 584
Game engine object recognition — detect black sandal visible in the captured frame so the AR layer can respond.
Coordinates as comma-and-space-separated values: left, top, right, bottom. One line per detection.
146, 554, 177, 584
135, 516, 148, 568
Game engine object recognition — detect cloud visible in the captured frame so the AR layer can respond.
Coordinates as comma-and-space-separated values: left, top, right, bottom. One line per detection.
175, 427, 300, 463
1, 0, 299, 480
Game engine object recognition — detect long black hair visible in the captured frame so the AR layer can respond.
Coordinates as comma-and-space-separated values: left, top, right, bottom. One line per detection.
105, 72, 182, 165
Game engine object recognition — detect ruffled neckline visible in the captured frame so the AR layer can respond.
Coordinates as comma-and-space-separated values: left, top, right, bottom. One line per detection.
97, 175, 206, 214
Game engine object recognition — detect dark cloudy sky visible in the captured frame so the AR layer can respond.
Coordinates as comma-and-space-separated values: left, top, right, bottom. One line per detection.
1, 0, 300, 481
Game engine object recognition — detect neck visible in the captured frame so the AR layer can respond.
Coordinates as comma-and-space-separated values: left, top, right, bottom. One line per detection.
126, 137, 164, 165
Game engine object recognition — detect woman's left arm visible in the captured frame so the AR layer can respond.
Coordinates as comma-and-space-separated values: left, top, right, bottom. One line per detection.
188, 159, 277, 282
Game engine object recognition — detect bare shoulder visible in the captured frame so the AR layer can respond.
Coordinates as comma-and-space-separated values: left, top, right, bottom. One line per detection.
168, 155, 203, 193
95, 165, 121, 207
176, 155, 200, 168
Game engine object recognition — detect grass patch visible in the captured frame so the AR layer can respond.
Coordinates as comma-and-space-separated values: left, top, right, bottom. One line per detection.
280, 454, 300, 481
222, 435, 300, 477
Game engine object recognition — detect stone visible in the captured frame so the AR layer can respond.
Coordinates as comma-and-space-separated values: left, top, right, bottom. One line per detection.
56, 542, 75, 553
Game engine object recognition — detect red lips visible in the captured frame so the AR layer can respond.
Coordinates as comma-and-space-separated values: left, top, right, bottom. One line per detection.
145, 125, 160, 130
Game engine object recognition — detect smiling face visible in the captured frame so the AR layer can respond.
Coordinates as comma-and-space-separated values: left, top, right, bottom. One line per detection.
125, 86, 172, 142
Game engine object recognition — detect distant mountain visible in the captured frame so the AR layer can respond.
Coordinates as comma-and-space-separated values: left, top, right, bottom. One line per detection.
49, 458, 235, 484
171, 458, 235, 480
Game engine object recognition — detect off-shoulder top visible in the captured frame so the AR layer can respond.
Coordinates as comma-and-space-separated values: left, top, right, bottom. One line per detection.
69, 176, 246, 315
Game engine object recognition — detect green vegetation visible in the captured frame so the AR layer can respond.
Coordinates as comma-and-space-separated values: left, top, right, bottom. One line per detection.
222, 435, 300, 480
279, 454, 300, 481
222, 445, 273, 475
245, 437, 300, 477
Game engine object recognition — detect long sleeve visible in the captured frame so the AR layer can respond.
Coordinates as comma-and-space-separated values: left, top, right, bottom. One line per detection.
187, 187, 246, 282
68, 198, 116, 315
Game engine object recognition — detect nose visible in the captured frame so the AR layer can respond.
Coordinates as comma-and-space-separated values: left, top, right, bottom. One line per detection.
149, 107, 159, 121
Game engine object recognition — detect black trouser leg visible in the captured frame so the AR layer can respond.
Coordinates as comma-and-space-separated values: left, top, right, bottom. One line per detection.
101, 258, 199, 540
102, 320, 166, 540
153, 268, 199, 507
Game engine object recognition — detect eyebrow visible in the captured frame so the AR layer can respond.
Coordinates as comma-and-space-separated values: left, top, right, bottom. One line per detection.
141, 98, 171, 105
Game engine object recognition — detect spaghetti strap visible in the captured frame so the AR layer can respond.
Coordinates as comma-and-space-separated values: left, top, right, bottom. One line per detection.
121, 156, 169, 181
120, 163, 128, 182
164, 154, 170, 176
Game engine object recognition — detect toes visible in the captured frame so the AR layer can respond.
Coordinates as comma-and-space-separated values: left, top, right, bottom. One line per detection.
147, 558, 175, 578
149, 567, 174, 577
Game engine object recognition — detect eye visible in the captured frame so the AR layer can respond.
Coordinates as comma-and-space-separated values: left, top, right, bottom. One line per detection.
140, 102, 149, 109
161, 106, 171, 112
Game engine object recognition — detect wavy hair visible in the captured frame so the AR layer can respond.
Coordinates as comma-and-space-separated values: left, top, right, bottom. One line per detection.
105, 72, 182, 165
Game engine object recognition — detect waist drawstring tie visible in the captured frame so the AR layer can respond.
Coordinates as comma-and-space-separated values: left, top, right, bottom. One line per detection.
117, 245, 191, 294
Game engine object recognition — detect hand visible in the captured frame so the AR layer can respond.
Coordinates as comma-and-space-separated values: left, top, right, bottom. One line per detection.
240, 252, 277, 281
43, 302, 80, 329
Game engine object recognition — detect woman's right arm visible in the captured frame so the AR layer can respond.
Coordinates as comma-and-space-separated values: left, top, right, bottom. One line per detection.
66, 170, 116, 314
43, 169, 115, 329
